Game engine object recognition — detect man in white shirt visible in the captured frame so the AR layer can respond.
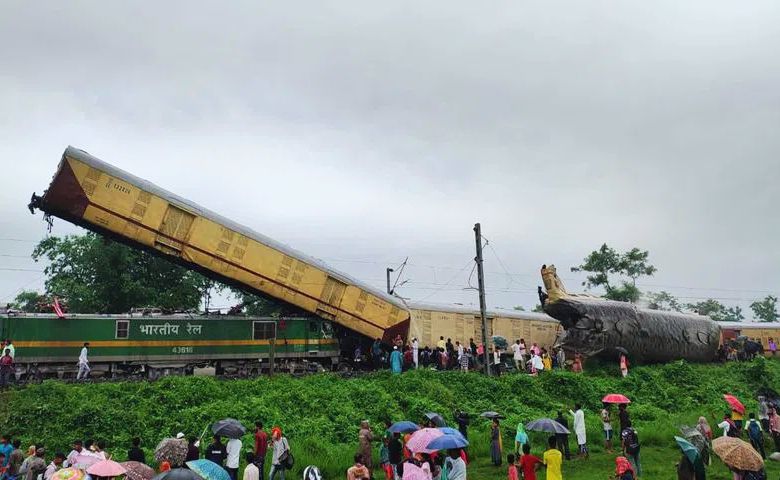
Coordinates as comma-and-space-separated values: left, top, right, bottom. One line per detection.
44, 452, 65, 480
225, 437, 242, 480
76, 343, 90, 380
3, 339, 14, 359
242, 453, 259, 480
570, 404, 588, 458
456, 342, 464, 361
445, 450, 466, 480
412, 338, 419, 369
511, 340, 523, 372
65, 440, 83, 468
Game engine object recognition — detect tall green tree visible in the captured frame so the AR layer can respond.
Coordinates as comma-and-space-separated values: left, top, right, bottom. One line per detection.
32, 233, 219, 313
685, 299, 743, 322
647, 291, 682, 312
750, 295, 778, 323
570, 244, 656, 302
10, 290, 48, 313
229, 288, 287, 317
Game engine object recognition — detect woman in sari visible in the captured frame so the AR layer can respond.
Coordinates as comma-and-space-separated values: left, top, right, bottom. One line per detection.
491, 419, 503, 466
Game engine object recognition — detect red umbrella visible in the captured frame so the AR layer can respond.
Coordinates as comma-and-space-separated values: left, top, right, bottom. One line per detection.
602, 394, 631, 404
724, 394, 745, 414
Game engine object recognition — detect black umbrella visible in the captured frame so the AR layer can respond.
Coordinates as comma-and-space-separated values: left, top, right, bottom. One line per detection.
211, 418, 247, 439
480, 411, 505, 420
424, 412, 446, 427
152, 468, 203, 480
526, 418, 570, 434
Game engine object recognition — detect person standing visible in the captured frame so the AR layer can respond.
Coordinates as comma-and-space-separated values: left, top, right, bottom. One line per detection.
444, 449, 466, 480
437, 337, 446, 351
758, 397, 770, 432
601, 404, 613, 453
76, 342, 90, 380
454, 411, 470, 440
490, 419, 503, 466
269, 428, 290, 480
620, 426, 641, 477
619, 354, 629, 377
128, 437, 146, 463
514, 423, 528, 456
205, 435, 227, 467
0, 436, 13, 469
253, 422, 268, 476
390, 347, 402, 375
243, 453, 259, 480
388, 433, 402, 480
24, 448, 46, 480
768, 407, 780, 452
518, 444, 541, 480
569, 405, 588, 459
541, 350, 552, 372
618, 404, 631, 434
3, 340, 14, 360
493, 347, 502, 377
554, 411, 571, 460
225, 436, 242, 480
347, 453, 370, 480
731, 408, 744, 435
66, 441, 82, 468
9, 440, 23, 477
459, 348, 469, 372
44, 453, 65, 480
358, 421, 374, 472
372, 339, 384, 370
412, 338, 419, 369
769, 338, 777, 356
542, 436, 563, 480
746, 413, 766, 459
512, 340, 523, 372
0, 349, 14, 387
572, 352, 583, 373
556, 348, 566, 371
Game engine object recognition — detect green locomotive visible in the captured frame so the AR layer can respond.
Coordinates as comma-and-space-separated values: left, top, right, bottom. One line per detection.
0, 312, 340, 380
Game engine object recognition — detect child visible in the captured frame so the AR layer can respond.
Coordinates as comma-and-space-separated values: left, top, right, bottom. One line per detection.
543, 436, 563, 480
507, 454, 518, 480
519, 444, 542, 480
380, 437, 393, 480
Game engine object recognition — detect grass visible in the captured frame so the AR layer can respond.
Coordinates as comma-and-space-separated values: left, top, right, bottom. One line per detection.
2, 359, 780, 479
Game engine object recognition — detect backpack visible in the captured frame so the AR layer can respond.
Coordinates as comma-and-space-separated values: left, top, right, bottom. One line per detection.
726, 420, 739, 438
748, 420, 763, 441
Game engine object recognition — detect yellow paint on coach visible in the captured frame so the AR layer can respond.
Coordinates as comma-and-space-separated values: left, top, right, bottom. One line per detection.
60, 152, 407, 340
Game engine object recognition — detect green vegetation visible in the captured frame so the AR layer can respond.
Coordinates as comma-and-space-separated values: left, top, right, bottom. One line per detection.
1, 360, 779, 479
570, 244, 656, 303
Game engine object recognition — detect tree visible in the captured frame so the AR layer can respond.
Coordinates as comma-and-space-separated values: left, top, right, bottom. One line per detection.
229, 289, 288, 317
32, 233, 220, 313
11, 290, 48, 313
725, 306, 744, 322
513, 306, 526, 311
532, 304, 545, 313
686, 299, 727, 321
646, 291, 682, 312
750, 295, 778, 323
570, 244, 657, 303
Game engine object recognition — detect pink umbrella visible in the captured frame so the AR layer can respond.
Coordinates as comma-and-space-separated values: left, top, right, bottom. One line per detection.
87, 460, 127, 477
73, 455, 101, 469
402, 463, 427, 480
405, 428, 444, 454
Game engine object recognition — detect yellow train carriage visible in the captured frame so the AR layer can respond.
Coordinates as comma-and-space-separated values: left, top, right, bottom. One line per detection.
407, 302, 561, 350
720, 322, 780, 355
32, 147, 410, 342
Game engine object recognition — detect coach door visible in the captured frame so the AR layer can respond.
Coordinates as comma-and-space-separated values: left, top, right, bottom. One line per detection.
155, 205, 195, 256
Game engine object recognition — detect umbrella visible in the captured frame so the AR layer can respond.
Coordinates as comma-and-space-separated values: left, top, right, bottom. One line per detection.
426, 434, 469, 451
602, 394, 631, 404
406, 428, 444, 453
388, 421, 420, 434
712, 436, 764, 471
680, 426, 711, 465
423, 412, 446, 427
526, 418, 570, 434
480, 411, 505, 420
675, 436, 702, 466
437, 427, 466, 439
121, 462, 156, 480
87, 460, 127, 478
615, 347, 629, 355
72, 455, 101, 469
52, 468, 87, 480
154, 438, 188, 466
724, 394, 746, 415
152, 468, 203, 480
186, 460, 230, 480
211, 418, 247, 439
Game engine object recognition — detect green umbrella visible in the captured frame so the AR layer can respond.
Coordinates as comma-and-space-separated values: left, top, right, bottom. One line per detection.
675, 436, 705, 479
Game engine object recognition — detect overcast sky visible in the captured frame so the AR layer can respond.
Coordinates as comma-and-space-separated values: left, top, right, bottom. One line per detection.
1, 1, 778, 318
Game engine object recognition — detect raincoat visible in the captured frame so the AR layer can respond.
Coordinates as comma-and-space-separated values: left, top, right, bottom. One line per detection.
390, 349, 402, 374
514, 423, 528, 454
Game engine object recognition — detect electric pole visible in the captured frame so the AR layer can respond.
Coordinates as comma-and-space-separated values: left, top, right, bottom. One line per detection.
386, 267, 394, 295
474, 222, 491, 376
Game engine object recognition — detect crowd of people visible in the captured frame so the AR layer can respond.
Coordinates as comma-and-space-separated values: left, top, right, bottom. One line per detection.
361, 337, 586, 376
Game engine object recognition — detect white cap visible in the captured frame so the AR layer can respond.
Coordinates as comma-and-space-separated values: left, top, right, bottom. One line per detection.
176, 432, 185, 439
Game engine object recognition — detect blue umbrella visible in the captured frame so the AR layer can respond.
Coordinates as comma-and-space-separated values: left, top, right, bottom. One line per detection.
185, 460, 230, 480
426, 434, 469, 451
437, 427, 465, 439
389, 421, 420, 434
526, 418, 570, 434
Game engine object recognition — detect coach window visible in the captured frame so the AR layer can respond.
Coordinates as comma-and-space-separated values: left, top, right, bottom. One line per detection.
116, 320, 130, 339
253, 321, 276, 340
